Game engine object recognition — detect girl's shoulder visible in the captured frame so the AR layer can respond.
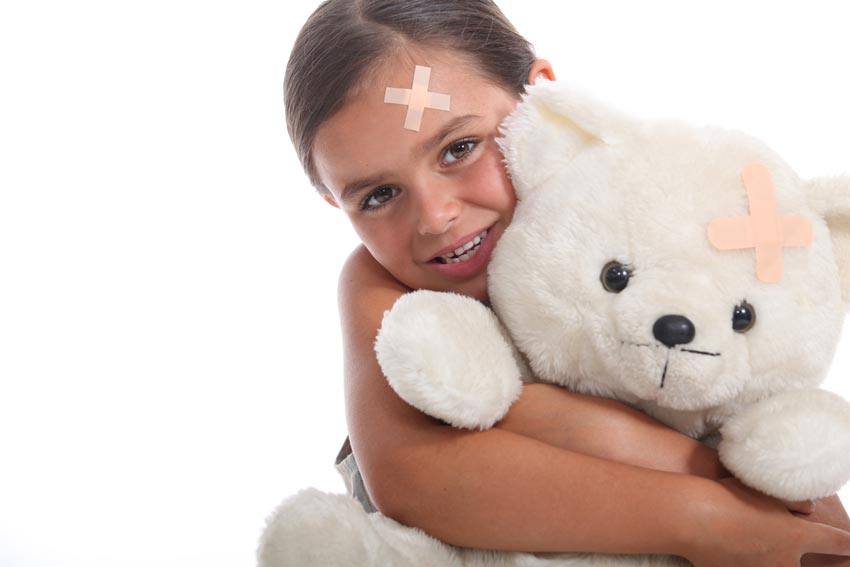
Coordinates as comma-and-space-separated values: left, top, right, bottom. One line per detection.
337, 245, 410, 342
339, 245, 409, 300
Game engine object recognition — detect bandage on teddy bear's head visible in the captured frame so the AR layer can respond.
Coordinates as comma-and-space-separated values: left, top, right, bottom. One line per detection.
707, 163, 813, 284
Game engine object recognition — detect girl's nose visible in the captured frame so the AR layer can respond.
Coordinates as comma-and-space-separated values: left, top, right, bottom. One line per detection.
416, 189, 460, 236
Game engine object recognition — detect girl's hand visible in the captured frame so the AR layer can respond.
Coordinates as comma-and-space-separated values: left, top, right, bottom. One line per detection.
686, 478, 850, 567
800, 494, 850, 567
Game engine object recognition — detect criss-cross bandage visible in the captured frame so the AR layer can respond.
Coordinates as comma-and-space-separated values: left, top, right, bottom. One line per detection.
708, 162, 812, 283
384, 65, 451, 132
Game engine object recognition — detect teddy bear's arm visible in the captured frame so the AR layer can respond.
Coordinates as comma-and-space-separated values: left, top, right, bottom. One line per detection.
718, 388, 850, 501
374, 290, 526, 430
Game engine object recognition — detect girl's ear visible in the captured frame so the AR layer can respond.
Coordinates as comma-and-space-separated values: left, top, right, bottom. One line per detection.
807, 176, 850, 308
322, 193, 340, 209
527, 59, 556, 85
496, 81, 625, 199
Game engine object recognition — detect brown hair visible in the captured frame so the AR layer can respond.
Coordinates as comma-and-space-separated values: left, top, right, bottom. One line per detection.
284, 0, 537, 193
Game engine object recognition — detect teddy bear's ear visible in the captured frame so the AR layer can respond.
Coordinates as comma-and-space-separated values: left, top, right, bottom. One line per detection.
496, 80, 625, 199
807, 176, 850, 308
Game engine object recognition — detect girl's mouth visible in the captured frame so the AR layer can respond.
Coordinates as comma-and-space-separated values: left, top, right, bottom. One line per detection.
427, 225, 498, 280
433, 228, 489, 264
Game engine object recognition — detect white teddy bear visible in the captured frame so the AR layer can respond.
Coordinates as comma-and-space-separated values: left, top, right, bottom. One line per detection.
259, 81, 850, 567
378, 79, 850, 504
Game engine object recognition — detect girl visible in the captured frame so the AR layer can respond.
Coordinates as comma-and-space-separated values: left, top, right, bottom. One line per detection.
284, 1, 850, 565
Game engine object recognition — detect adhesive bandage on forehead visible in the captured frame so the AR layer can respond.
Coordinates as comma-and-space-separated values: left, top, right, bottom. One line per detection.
384, 65, 451, 132
708, 162, 813, 283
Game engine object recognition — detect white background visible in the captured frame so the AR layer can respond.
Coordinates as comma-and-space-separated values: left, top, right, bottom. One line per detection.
1, 1, 848, 566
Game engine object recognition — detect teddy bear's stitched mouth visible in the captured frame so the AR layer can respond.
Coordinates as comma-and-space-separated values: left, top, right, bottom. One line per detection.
619, 340, 722, 389
679, 347, 721, 357
622, 340, 720, 357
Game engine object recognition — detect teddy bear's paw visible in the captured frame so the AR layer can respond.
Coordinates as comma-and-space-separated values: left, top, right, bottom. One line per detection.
719, 389, 850, 500
375, 290, 524, 429
257, 488, 389, 567
258, 488, 464, 567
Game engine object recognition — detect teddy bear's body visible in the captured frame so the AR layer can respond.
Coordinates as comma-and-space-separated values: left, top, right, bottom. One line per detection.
259, 81, 850, 566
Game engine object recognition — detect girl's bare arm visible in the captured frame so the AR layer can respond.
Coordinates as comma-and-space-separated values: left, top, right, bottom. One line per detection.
499, 382, 850, 566
339, 245, 850, 565
497, 382, 728, 479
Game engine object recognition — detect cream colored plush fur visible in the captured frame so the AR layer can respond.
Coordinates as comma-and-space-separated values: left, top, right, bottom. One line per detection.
258, 82, 850, 566
488, 80, 850, 501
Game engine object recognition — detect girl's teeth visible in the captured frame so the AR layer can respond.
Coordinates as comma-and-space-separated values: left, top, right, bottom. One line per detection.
448, 248, 478, 264
438, 229, 490, 264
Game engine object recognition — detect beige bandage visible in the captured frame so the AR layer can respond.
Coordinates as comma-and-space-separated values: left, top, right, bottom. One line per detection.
708, 162, 813, 283
384, 65, 451, 132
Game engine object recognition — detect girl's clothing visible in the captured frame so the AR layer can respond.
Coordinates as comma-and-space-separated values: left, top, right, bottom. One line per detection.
335, 436, 377, 513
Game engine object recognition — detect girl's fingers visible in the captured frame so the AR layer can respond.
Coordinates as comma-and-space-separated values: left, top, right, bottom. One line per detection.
802, 523, 850, 556
785, 499, 818, 515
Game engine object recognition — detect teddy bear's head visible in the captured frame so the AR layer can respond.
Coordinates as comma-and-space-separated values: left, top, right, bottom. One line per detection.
491, 81, 850, 413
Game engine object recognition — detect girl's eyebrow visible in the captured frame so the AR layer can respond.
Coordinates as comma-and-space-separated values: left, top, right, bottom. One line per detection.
341, 173, 391, 204
340, 114, 484, 203
415, 113, 483, 157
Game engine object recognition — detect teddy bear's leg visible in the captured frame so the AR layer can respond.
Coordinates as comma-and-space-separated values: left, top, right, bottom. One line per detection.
375, 290, 526, 429
719, 389, 850, 501
257, 488, 466, 567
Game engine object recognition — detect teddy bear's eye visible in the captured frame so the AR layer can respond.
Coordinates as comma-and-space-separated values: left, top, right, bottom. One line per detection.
732, 301, 756, 333
601, 261, 632, 293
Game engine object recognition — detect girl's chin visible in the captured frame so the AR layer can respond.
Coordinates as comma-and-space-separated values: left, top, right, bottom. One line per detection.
445, 273, 489, 302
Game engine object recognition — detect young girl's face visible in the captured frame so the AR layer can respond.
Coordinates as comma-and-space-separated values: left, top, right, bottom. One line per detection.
313, 50, 552, 301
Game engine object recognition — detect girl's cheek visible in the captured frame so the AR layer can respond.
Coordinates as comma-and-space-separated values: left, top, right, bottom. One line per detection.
462, 143, 515, 204
355, 202, 410, 249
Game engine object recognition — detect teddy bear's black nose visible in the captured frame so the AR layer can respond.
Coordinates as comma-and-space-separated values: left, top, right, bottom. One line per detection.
653, 315, 695, 348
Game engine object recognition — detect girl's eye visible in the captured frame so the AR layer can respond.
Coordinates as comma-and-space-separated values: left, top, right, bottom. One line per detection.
360, 185, 398, 211
440, 139, 478, 166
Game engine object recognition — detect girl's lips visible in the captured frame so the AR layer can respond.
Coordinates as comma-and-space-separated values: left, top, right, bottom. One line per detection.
427, 224, 499, 280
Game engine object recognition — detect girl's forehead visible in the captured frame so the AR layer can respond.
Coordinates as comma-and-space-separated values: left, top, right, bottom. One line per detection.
313, 58, 515, 196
